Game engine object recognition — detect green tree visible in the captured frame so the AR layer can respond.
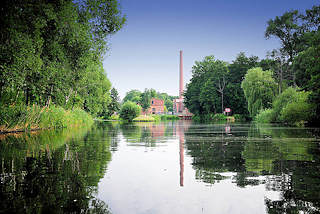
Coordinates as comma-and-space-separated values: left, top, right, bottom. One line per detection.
123, 90, 142, 103
0, 0, 125, 118
164, 99, 173, 112
265, 10, 302, 63
266, 49, 290, 94
122, 89, 176, 113
107, 87, 121, 117
119, 101, 141, 122
294, 27, 320, 125
241, 67, 277, 117
225, 52, 259, 116
140, 89, 152, 112
184, 56, 229, 118
265, 10, 303, 86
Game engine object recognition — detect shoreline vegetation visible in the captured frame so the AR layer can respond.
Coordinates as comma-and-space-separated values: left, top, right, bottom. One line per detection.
0, 105, 94, 134
105, 114, 180, 122
183, 6, 319, 127
0, 0, 125, 134
133, 115, 180, 122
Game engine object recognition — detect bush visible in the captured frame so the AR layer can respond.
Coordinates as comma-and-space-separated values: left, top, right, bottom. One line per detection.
272, 87, 298, 122
110, 114, 120, 120
119, 101, 141, 122
160, 115, 180, 120
151, 115, 161, 121
233, 114, 248, 122
212, 113, 227, 121
280, 98, 315, 126
191, 113, 226, 122
271, 87, 314, 125
254, 109, 274, 123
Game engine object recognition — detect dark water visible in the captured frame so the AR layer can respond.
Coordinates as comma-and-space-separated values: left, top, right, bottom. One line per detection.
1, 121, 320, 214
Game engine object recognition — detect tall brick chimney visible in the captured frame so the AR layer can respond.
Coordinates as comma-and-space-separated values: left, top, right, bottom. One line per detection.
179, 50, 183, 98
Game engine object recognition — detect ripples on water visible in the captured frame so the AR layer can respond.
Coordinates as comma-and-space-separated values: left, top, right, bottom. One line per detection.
0, 121, 319, 213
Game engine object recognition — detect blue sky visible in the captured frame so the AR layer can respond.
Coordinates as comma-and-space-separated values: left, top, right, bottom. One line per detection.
103, 0, 318, 99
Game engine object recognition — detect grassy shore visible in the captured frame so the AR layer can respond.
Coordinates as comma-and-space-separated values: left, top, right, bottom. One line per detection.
133, 114, 180, 122
0, 105, 93, 133
108, 114, 180, 122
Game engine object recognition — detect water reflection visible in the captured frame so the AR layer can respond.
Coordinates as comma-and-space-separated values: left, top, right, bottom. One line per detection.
0, 124, 114, 213
120, 121, 191, 187
1, 121, 319, 213
184, 123, 320, 213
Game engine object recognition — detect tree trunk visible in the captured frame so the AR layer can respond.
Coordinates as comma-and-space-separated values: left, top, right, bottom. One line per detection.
221, 92, 224, 113
217, 77, 226, 113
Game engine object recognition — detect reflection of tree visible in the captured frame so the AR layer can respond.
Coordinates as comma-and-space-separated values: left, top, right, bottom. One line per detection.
120, 123, 142, 142
185, 124, 247, 185
242, 140, 280, 173
185, 123, 320, 212
121, 122, 175, 147
246, 124, 320, 213
0, 123, 114, 213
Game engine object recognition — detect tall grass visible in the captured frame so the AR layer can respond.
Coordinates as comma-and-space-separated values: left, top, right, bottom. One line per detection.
0, 105, 93, 133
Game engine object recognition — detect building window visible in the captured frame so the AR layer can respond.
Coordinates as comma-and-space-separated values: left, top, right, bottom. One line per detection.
152, 100, 154, 104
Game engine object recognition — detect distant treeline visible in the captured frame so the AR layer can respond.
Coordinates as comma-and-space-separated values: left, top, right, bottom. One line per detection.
123, 89, 178, 112
0, 0, 125, 118
184, 5, 320, 126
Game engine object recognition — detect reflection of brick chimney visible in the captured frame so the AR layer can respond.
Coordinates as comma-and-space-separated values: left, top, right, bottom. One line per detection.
179, 133, 184, 187
179, 50, 183, 98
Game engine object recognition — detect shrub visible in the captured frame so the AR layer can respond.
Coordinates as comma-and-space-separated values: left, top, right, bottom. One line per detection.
280, 98, 315, 126
272, 87, 298, 122
233, 114, 247, 122
110, 114, 120, 120
271, 87, 315, 125
151, 115, 161, 121
212, 113, 227, 121
160, 115, 180, 120
119, 101, 141, 122
254, 109, 274, 123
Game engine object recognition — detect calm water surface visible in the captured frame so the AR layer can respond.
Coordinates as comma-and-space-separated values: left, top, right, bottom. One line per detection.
1, 121, 320, 213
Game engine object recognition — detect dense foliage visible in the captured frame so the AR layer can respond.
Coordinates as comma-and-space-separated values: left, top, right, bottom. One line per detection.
255, 87, 315, 126
119, 101, 141, 122
185, 5, 319, 125
184, 54, 261, 120
264, 5, 320, 125
241, 67, 277, 117
0, 0, 125, 118
184, 56, 228, 118
107, 87, 121, 117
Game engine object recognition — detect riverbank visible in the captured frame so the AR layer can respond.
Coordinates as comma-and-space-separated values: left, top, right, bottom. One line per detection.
0, 105, 94, 134
108, 114, 180, 122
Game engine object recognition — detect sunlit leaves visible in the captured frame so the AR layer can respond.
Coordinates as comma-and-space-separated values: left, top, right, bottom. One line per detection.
241, 67, 277, 117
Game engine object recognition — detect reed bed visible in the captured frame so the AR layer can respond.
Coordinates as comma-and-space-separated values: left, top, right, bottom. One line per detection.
0, 105, 93, 133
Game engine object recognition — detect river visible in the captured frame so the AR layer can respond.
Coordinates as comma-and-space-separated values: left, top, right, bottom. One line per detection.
0, 121, 319, 213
